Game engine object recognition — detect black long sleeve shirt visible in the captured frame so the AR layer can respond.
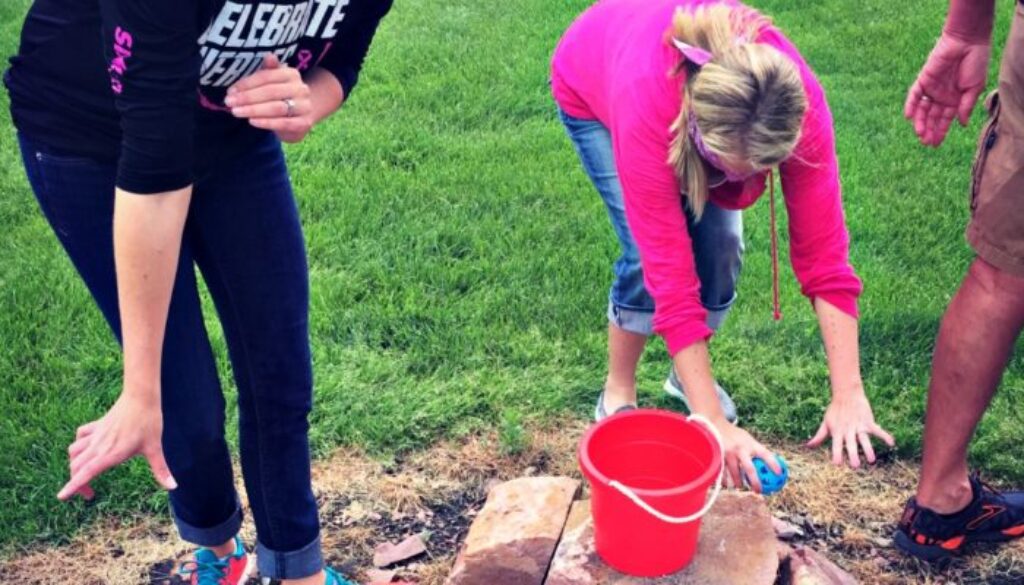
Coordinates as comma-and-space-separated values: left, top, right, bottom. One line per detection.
6, 0, 392, 193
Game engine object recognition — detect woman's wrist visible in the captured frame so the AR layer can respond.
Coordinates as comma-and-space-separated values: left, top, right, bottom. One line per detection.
120, 373, 161, 406
829, 377, 866, 400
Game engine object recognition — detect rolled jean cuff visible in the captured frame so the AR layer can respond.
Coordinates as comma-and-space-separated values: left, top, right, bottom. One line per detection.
703, 292, 737, 332
607, 301, 654, 336
257, 534, 324, 580
172, 502, 243, 548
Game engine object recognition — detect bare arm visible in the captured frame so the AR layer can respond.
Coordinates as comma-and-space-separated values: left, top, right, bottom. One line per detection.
672, 343, 781, 492
806, 298, 895, 468
59, 187, 190, 500
945, 0, 997, 41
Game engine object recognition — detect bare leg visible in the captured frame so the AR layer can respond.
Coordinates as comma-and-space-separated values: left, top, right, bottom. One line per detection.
917, 258, 1024, 513
603, 323, 647, 411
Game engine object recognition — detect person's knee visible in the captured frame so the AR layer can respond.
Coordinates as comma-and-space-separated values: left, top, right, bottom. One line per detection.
968, 257, 1024, 298
612, 251, 654, 310
698, 229, 744, 308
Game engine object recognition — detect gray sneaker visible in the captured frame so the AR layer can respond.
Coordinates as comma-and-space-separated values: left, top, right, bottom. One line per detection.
594, 389, 637, 422
664, 369, 738, 423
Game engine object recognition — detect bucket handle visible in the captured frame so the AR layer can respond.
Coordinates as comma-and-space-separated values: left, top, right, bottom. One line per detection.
607, 414, 725, 524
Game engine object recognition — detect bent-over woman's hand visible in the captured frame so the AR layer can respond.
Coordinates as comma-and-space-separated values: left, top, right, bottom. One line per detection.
715, 419, 783, 494
807, 389, 895, 469
58, 392, 176, 501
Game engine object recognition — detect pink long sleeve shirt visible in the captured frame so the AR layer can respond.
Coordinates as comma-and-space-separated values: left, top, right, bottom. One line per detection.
551, 0, 862, 356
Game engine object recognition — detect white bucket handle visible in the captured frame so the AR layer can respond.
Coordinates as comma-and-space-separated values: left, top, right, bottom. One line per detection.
607, 414, 725, 524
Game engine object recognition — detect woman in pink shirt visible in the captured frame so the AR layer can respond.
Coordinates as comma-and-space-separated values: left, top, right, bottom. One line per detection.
552, 0, 894, 491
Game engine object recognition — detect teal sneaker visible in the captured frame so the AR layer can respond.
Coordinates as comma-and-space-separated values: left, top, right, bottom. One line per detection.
326, 567, 358, 584
664, 368, 738, 423
179, 536, 254, 585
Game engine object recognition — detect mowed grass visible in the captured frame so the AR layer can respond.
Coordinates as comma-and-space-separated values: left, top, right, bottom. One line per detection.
2, 0, 1023, 552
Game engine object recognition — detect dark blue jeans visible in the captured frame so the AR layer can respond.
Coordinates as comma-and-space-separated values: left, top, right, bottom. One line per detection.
17, 132, 322, 580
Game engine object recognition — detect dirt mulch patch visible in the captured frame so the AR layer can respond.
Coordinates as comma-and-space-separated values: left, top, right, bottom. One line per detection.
3, 418, 1024, 584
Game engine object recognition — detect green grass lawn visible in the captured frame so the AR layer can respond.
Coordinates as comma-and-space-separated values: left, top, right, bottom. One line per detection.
2, 0, 1023, 553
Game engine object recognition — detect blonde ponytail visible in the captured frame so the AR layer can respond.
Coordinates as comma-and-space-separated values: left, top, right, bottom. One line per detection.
667, 4, 807, 219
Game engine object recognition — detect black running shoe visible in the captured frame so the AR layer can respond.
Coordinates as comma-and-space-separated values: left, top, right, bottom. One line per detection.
895, 474, 1024, 561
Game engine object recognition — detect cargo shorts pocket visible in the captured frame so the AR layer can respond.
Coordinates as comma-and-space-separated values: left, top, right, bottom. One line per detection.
971, 91, 1002, 212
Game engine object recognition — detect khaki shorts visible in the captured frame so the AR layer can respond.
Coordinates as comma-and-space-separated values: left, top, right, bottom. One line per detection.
968, 3, 1024, 276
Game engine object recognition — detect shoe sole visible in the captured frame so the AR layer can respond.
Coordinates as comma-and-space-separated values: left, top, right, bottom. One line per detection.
663, 379, 739, 424
894, 527, 1024, 562
893, 531, 959, 562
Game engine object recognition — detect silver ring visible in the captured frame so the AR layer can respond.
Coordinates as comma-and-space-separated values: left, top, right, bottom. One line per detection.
283, 98, 296, 118
920, 94, 932, 103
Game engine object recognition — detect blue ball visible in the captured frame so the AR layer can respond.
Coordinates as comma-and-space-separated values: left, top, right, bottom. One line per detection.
750, 455, 789, 495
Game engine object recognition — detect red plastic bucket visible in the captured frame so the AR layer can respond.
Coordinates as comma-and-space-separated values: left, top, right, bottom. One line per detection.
578, 409, 724, 577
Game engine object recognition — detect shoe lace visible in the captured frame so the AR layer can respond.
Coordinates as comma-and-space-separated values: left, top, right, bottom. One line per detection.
178, 558, 229, 585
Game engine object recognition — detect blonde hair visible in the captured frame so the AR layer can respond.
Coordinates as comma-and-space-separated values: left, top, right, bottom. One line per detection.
668, 4, 807, 218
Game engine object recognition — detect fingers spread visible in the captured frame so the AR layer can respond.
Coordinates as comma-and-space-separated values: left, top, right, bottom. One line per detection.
831, 432, 843, 466
845, 432, 861, 469
857, 431, 877, 465
806, 421, 829, 448
872, 423, 896, 447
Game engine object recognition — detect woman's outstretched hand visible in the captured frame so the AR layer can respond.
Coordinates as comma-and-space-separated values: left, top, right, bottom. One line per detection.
807, 390, 895, 469
58, 392, 176, 501
715, 418, 783, 494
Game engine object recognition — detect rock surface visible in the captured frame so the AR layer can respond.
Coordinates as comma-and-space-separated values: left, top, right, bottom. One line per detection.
373, 534, 427, 568
445, 476, 580, 585
545, 493, 779, 585
785, 546, 858, 585
772, 516, 806, 540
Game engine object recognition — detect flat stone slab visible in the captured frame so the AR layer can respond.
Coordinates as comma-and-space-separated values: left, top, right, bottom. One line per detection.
545, 493, 779, 585
445, 476, 581, 585
785, 546, 858, 585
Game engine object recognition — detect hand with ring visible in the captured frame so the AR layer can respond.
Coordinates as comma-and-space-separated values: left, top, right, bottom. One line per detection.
905, 31, 991, 147
226, 54, 315, 144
